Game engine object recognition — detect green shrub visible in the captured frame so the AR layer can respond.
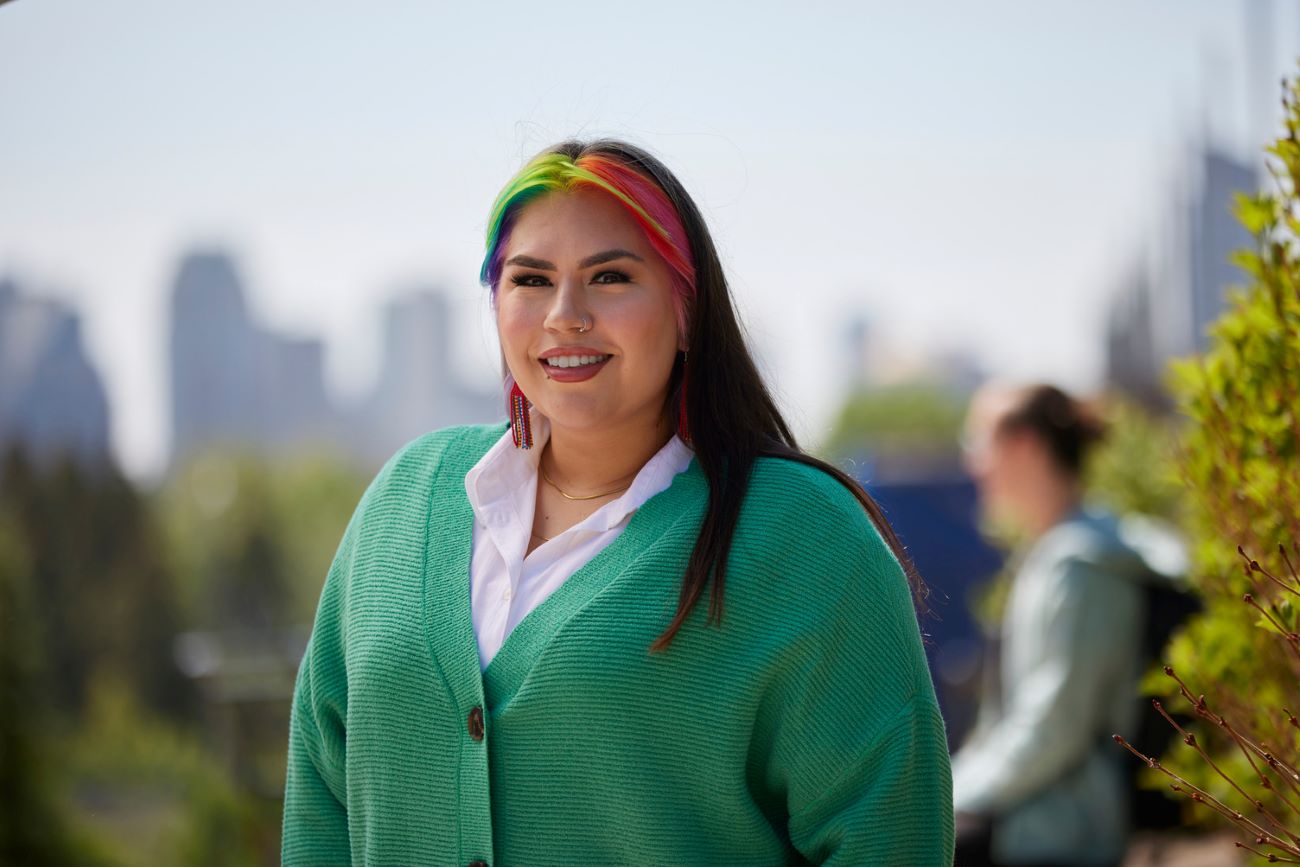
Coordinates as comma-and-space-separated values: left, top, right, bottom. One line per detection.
1123, 73, 1300, 864
1084, 396, 1187, 523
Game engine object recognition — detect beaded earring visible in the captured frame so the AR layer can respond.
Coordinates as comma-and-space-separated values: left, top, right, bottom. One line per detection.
509, 381, 533, 449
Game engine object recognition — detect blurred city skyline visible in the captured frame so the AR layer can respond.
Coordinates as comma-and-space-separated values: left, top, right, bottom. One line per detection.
2, 0, 1297, 480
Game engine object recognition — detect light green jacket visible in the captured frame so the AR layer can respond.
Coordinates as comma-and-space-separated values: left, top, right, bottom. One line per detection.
952, 506, 1187, 865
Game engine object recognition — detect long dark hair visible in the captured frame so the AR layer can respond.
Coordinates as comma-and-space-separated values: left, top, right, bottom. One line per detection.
494, 139, 927, 649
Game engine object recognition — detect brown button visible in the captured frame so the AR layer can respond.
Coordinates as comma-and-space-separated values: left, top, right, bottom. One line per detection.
467, 705, 485, 741
468, 861, 488, 867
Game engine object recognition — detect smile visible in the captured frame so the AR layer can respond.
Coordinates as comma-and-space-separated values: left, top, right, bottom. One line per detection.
543, 354, 611, 369
538, 353, 612, 383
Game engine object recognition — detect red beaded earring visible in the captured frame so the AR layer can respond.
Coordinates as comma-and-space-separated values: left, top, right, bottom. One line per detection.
509, 381, 533, 449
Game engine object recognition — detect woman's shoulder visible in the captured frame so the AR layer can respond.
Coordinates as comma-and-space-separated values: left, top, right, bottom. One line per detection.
734, 455, 924, 685
745, 454, 879, 533
383, 422, 507, 475
358, 422, 507, 511
738, 454, 903, 584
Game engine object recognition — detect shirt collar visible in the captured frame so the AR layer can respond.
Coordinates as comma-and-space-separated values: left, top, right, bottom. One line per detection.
464, 411, 695, 534
578, 433, 694, 532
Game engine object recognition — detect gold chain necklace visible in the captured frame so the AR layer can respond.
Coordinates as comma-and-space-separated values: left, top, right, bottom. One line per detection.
539, 461, 633, 501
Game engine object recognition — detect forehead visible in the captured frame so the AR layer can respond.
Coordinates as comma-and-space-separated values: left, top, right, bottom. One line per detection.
503, 188, 650, 256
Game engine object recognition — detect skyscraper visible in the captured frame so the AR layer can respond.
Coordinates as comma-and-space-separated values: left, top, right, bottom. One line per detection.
169, 251, 335, 465
0, 277, 112, 468
1104, 147, 1257, 405
350, 289, 500, 464
167, 251, 499, 470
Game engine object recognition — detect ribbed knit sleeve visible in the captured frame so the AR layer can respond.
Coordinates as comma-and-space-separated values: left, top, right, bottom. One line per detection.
281, 453, 378, 865
747, 466, 955, 865
282, 431, 448, 866
284, 658, 350, 864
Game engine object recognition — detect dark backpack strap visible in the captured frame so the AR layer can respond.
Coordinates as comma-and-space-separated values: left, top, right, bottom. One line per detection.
1125, 579, 1202, 831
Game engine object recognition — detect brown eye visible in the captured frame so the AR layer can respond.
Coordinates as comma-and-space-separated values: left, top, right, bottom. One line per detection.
592, 270, 630, 284
510, 273, 550, 287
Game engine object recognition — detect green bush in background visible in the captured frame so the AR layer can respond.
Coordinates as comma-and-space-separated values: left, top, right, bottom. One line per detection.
819, 381, 970, 488
1136, 74, 1300, 862
1084, 397, 1186, 524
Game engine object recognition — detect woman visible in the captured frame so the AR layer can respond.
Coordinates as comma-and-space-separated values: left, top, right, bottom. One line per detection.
282, 139, 953, 865
952, 383, 1185, 867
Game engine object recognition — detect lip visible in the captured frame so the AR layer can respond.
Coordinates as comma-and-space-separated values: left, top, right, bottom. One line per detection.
537, 347, 614, 383
538, 345, 610, 359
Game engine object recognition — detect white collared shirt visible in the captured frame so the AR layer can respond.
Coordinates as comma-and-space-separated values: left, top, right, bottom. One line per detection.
463, 415, 695, 671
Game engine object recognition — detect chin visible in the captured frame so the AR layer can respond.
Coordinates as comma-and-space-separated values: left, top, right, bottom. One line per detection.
536, 403, 615, 432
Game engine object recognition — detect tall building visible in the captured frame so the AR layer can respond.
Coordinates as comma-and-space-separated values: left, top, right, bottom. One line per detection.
1104, 147, 1258, 405
0, 277, 112, 468
168, 251, 499, 470
1103, 258, 1163, 406
169, 251, 336, 465
1188, 151, 1256, 354
350, 289, 500, 465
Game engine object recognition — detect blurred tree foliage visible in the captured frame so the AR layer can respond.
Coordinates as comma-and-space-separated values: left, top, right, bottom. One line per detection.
157, 449, 366, 630
1138, 74, 1300, 861
0, 443, 366, 865
1083, 396, 1187, 523
0, 513, 121, 866
821, 381, 967, 462
0, 448, 192, 720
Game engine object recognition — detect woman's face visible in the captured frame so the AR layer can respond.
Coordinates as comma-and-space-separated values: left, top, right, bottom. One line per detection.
495, 188, 684, 439
961, 389, 1035, 528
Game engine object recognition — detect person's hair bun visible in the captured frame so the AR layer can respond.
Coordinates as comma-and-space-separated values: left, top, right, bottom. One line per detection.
1001, 384, 1108, 477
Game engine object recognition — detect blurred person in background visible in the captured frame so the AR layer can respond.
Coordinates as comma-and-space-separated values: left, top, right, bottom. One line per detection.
281, 139, 954, 865
952, 383, 1187, 867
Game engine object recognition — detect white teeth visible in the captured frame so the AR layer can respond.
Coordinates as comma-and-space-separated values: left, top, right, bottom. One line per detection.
545, 354, 608, 368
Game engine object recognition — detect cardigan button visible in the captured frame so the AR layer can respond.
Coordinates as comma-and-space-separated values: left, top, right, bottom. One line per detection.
468, 861, 488, 867
467, 705, 485, 742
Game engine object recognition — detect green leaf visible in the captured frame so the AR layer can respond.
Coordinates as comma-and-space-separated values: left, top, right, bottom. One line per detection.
1233, 191, 1275, 236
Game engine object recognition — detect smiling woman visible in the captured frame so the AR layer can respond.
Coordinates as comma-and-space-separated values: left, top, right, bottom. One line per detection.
281, 139, 955, 866
495, 189, 681, 466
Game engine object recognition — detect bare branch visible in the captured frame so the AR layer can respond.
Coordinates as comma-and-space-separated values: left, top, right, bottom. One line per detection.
1240, 546, 1300, 598
1243, 594, 1300, 664
1153, 700, 1300, 843
1235, 839, 1300, 862
1113, 735, 1300, 855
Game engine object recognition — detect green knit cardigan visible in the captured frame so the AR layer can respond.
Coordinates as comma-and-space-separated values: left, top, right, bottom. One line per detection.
282, 424, 954, 866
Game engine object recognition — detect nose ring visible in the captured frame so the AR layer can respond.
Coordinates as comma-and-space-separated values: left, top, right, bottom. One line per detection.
577, 316, 592, 333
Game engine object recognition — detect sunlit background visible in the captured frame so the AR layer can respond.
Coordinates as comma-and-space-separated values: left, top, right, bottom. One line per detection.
2, 1, 1297, 863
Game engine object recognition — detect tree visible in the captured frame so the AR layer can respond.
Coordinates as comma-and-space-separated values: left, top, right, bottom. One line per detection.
1116, 73, 1300, 864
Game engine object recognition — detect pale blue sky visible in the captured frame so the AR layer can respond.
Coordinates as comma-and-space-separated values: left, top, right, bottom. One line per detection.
2, 0, 1294, 479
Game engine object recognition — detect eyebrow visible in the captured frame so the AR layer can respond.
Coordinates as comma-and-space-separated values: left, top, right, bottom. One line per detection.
503, 249, 646, 271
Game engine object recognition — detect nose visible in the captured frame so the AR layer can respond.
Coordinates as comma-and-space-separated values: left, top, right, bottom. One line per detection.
542, 276, 591, 333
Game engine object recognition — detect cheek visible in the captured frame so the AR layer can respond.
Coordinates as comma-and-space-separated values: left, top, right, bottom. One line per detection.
616, 291, 680, 352
969, 449, 1003, 488
494, 299, 533, 360
613, 313, 679, 388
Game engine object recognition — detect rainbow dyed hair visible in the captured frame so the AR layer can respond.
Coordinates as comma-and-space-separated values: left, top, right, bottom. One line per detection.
480, 149, 696, 337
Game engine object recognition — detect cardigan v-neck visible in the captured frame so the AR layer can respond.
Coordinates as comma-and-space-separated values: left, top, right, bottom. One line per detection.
283, 424, 954, 866
462, 417, 695, 671
425, 422, 708, 710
